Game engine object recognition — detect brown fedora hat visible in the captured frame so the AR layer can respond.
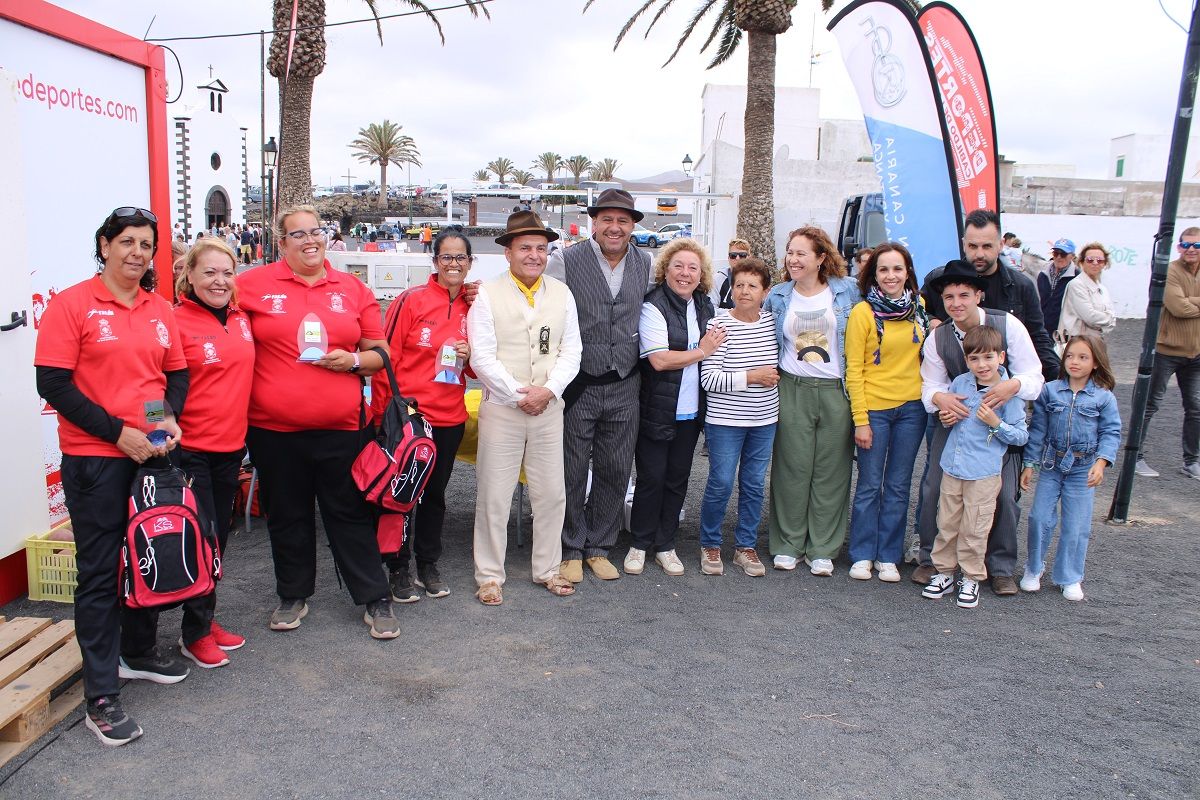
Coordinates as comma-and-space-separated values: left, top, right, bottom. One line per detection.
587, 188, 644, 222
495, 210, 560, 247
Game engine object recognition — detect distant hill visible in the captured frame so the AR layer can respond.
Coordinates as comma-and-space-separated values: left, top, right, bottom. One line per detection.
621, 169, 694, 193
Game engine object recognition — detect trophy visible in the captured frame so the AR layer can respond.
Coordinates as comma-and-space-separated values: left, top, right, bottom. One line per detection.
296, 312, 329, 362
142, 399, 175, 447
433, 338, 464, 384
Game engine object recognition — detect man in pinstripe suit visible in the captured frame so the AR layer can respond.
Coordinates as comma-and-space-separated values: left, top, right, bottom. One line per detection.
547, 189, 652, 582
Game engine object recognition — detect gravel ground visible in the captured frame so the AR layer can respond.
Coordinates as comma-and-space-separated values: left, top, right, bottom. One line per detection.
1, 318, 1196, 800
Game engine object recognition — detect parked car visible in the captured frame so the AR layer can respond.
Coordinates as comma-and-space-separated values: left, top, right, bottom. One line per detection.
656, 222, 692, 241
631, 223, 665, 248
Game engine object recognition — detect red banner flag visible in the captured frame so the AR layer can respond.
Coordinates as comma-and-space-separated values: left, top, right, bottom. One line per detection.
918, 2, 1000, 216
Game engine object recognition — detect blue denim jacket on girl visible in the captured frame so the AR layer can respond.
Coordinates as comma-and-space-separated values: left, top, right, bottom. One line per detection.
1023, 378, 1122, 473
940, 368, 1029, 480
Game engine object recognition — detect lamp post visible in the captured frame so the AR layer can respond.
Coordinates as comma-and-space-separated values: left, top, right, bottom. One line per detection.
406, 159, 414, 226
263, 136, 277, 262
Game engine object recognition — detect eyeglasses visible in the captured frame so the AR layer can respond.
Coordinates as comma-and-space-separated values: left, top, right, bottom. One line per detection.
1180, 242, 1200, 249
1082, 257, 1107, 265
436, 254, 472, 266
110, 207, 157, 224
728, 252, 750, 260
284, 228, 327, 242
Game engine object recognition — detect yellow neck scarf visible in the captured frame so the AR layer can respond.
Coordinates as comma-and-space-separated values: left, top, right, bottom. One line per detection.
510, 273, 542, 307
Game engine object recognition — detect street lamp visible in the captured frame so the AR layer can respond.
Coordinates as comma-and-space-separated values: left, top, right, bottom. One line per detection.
263, 136, 278, 261
681, 153, 693, 177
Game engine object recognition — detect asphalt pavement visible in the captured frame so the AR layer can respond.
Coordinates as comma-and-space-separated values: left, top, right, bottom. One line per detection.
1, 318, 1196, 799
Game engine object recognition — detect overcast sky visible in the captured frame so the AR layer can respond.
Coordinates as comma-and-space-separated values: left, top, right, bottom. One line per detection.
51, 0, 1197, 186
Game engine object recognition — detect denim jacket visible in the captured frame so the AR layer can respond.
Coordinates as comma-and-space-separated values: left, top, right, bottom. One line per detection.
940, 368, 1030, 480
1023, 378, 1122, 473
764, 276, 860, 377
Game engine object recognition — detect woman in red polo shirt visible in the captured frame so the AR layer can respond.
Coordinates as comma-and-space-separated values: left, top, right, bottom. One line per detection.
238, 205, 397, 639
35, 207, 189, 747
172, 238, 255, 668
372, 229, 472, 603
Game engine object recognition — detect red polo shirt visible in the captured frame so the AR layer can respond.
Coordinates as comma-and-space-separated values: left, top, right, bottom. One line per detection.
238, 259, 383, 431
370, 275, 470, 427
173, 297, 256, 452
35, 275, 187, 457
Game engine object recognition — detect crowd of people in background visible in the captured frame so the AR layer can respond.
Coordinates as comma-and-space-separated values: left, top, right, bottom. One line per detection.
65, 193, 1200, 748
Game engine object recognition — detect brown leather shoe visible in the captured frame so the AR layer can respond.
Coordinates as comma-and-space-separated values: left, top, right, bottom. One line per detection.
585, 556, 620, 580
911, 564, 936, 585
991, 575, 1018, 596
560, 559, 583, 583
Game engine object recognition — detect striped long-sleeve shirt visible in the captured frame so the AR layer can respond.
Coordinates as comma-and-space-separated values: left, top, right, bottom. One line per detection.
700, 309, 779, 427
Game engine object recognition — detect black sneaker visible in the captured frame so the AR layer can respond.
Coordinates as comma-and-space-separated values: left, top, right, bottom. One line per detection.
118, 649, 189, 684
416, 564, 450, 598
85, 695, 142, 746
269, 597, 308, 631
364, 598, 400, 640
389, 569, 420, 604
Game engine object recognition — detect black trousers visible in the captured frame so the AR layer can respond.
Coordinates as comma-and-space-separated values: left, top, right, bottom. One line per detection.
177, 447, 244, 644
629, 419, 702, 554
245, 426, 388, 605
383, 422, 465, 572
61, 454, 162, 701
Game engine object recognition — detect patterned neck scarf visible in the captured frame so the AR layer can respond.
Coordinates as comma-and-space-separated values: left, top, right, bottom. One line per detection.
865, 286, 930, 365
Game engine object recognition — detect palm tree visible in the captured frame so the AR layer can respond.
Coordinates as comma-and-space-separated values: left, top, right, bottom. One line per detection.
533, 152, 564, 184
589, 158, 621, 182
349, 119, 421, 210
585, 0, 816, 264
487, 157, 515, 184
511, 169, 535, 186
473, 168, 491, 182
269, 0, 489, 208
564, 155, 593, 184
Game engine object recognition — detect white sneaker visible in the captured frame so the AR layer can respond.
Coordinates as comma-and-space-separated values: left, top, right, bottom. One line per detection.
1019, 570, 1042, 593
1181, 463, 1200, 480
1061, 582, 1084, 601
655, 550, 684, 576
623, 548, 646, 575
903, 542, 921, 564
773, 554, 798, 571
875, 562, 901, 583
1134, 459, 1159, 477
957, 577, 980, 608
806, 557, 834, 576
849, 560, 872, 580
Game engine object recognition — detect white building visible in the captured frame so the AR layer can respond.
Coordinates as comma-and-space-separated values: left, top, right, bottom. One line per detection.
692, 84, 880, 257
172, 78, 249, 238
1109, 133, 1200, 183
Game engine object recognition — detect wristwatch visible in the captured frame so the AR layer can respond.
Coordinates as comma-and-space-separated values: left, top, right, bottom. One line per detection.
349, 351, 362, 373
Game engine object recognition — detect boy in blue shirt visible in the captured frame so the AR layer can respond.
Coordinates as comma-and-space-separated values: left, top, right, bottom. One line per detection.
923, 325, 1029, 608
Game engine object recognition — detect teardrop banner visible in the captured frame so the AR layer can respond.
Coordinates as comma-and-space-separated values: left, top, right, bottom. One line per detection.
828, 0, 963, 281
918, 1, 1000, 218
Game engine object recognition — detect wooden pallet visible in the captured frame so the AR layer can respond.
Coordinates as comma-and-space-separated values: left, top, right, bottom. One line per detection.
0, 617, 83, 768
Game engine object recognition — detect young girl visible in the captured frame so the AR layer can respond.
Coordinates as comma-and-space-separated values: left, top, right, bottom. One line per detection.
1020, 334, 1123, 601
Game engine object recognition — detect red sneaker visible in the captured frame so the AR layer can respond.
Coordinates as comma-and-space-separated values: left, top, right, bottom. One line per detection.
210, 621, 246, 651
178, 635, 229, 669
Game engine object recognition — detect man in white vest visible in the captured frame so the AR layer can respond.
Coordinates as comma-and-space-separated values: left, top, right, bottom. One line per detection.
467, 211, 583, 605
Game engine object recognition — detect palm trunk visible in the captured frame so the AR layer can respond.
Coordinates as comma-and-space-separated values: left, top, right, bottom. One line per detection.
739, 29, 777, 267
276, 75, 315, 208
378, 161, 388, 210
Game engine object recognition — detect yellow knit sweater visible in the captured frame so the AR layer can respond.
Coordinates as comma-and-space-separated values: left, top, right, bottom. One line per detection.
844, 300, 926, 426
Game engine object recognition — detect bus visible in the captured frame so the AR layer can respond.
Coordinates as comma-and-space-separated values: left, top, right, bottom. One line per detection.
656, 197, 678, 215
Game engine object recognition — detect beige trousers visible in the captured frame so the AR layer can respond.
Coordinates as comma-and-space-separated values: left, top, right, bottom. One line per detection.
932, 474, 1001, 582
473, 400, 565, 586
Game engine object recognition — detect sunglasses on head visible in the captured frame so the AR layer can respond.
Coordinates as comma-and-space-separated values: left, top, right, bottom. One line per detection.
728, 252, 749, 260
110, 207, 158, 224
1180, 242, 1200, 249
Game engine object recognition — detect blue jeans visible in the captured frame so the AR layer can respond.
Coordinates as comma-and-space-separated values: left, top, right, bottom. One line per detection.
699, 423, 777, 549
848, 400, 927, 564
1026, 461, 1095, 585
